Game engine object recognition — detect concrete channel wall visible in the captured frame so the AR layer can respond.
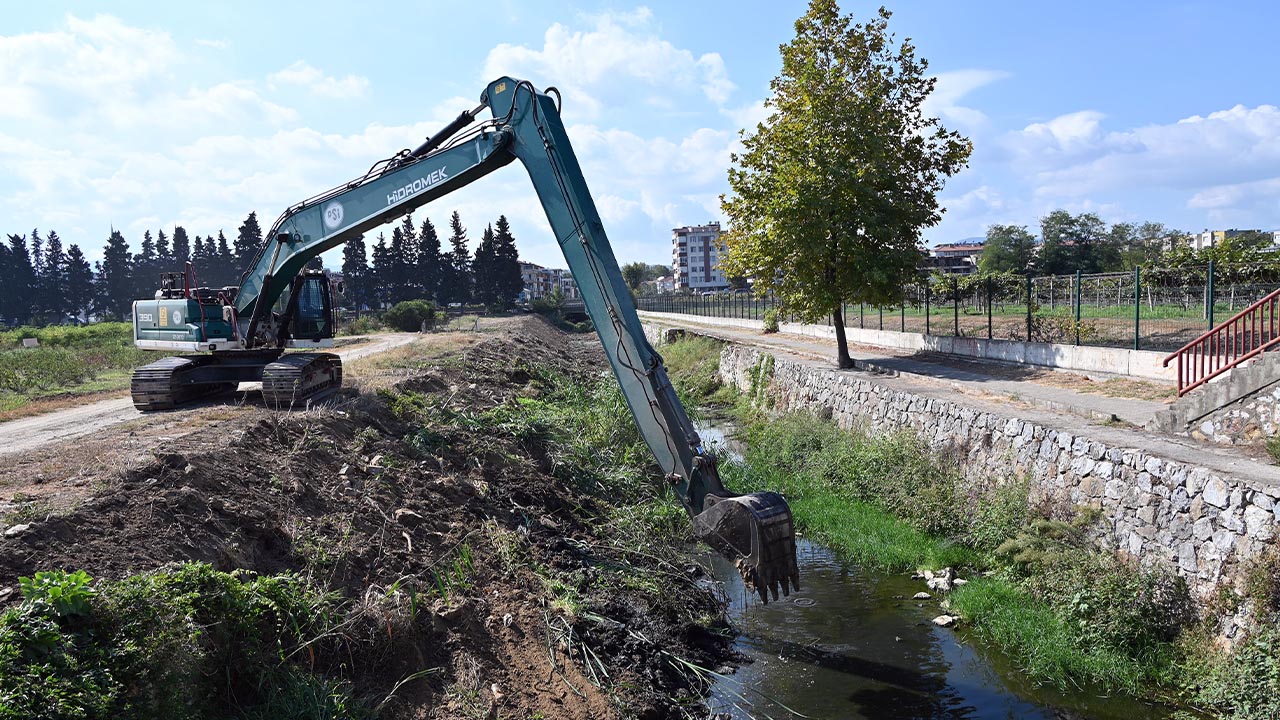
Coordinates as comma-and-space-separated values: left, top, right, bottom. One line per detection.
643, 322, 1280, 627
638, 311, 1176, 382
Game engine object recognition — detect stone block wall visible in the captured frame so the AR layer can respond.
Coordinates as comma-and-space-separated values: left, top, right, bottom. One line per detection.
716, 342, 1280, 611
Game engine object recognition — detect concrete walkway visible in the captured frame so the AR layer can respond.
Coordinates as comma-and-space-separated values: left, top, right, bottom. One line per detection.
643, 313, 1166, 426
640, 311, 1280, 488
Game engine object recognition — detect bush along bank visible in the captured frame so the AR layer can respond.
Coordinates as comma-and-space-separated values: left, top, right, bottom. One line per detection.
0, 319, 734, 719
658, 335, 1280, 718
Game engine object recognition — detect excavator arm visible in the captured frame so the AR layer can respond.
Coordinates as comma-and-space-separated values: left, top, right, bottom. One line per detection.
230, 78, 799, 600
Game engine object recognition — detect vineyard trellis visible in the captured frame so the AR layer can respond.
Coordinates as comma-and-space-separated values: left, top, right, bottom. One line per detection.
635, 261, 1280, 353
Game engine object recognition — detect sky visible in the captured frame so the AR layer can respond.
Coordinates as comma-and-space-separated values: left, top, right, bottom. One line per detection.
1, 1, 1278, 271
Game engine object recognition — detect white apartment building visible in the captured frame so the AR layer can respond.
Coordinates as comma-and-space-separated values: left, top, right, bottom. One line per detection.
672, 222, 728, 291
518, 262, 579, 302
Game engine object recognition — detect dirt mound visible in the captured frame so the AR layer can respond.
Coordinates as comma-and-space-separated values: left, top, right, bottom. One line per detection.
0, 316, 733, 719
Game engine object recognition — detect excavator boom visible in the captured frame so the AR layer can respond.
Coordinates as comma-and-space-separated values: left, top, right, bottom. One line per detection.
131, 78, 800, 599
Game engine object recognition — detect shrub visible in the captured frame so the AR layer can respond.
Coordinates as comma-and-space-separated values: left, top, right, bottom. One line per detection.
1185, 625, 1280, 720
340, 315, 385, 336
383, 300, 438, 332
762, 309, 779, 333
966, 475, 1030, 552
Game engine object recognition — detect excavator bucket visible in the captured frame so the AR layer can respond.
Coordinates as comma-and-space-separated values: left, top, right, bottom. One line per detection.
694, 491, 800, 603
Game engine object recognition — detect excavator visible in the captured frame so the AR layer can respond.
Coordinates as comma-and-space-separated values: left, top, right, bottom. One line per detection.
128, 77, 799, 601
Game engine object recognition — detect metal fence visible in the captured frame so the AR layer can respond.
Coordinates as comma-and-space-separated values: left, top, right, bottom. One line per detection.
635, 262, 1280, 353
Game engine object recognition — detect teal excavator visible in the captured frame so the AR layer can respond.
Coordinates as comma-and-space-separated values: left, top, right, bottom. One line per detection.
128, 78, 799, 601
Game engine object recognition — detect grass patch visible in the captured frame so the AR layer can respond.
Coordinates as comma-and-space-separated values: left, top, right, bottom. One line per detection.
0, 323, 159, 409
948, 578, 1162, 694
0, 564, 397, 719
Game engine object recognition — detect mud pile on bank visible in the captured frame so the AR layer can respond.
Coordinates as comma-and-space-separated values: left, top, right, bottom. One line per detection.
0, 317, 732, 719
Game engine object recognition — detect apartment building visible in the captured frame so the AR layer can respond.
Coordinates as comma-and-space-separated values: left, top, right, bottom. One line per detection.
518, 262, 579, 302
672, 222, 728, 291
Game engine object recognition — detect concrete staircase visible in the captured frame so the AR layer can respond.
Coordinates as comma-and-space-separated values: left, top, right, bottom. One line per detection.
1148, 352, 1280, 435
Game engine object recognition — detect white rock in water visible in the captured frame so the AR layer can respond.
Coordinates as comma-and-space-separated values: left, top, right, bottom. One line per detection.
932, 614, 957, 628
927, 577, 953, 592
913, 592, 932, 600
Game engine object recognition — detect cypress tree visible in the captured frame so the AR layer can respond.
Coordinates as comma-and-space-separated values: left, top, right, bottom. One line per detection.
0, 241, 11, 324
370, 233, 391, 307
444, 211, 471, 304
235, 212, 263, 271
341, 234, 371, 315
416, 217, 443, 301
172, 226, 191, 266
65, 244, 95, 321
5, 234, 37, 325
216, 231, 233, 286
492, 215, 523, 309
41, 230, 67, 319
100, 229, 134, 320
156, 229, 171, 269
472, 224, 498, 308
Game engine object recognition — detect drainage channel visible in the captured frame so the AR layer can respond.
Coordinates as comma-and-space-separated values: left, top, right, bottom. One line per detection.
695, 421, 1172, 720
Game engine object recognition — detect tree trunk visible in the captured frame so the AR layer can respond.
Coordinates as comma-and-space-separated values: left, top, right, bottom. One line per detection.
833, 303, 854, 369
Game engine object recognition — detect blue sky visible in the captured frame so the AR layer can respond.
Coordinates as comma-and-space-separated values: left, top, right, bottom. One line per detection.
2, 1, 1278, 270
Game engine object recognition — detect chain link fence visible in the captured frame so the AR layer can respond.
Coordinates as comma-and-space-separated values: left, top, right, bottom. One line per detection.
634, 262, 1280, 353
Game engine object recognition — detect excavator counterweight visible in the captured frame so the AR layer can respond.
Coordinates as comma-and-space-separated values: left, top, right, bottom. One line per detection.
128, 77, 799, 599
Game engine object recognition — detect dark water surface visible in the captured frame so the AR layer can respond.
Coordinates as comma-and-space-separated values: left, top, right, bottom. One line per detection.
694, 422, 1173, 720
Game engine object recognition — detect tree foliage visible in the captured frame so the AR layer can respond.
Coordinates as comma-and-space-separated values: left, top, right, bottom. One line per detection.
719, 2, 971, 366
979, 225, 1038, 275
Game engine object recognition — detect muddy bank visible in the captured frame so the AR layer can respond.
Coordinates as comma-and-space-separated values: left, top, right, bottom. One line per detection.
0, 317, 733, 719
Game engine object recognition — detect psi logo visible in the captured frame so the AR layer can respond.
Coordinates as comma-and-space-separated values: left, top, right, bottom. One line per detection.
323, 201, 344, 229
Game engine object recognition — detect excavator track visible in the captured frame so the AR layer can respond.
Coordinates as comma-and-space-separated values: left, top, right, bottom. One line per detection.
261, 352, 342, 409
130, 355, 235, 411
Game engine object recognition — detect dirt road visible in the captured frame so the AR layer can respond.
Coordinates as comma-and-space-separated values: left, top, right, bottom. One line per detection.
0, 333, 418, 458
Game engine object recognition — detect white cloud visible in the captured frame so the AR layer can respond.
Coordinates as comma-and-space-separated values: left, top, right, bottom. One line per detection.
722, 99, 769, 133
268, 60, 370, 100
1005, 104, 1280, 198
0, 14, 179, 117
921, 69, 1008, 129
483, 7, 736, 120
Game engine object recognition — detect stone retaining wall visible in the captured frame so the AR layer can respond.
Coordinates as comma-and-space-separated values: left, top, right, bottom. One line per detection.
646, 322, 1280, 624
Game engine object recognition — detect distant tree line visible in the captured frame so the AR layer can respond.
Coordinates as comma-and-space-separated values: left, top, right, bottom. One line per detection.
0, 214, 265, 325
978, 209, 1277, 277
0, 208, 525, 326
340, 211, 523, 313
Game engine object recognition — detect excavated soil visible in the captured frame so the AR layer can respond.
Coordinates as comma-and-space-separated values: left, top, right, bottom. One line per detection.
0, 317, 733, 719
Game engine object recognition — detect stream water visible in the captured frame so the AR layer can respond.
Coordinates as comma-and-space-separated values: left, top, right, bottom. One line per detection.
694, 421, 1174, 720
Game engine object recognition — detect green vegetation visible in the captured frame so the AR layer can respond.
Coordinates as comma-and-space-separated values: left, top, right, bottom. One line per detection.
761, 309, 779, 333
658, 335, 1258, 705
0, 564, 388, 719
382, 299, 439, 332
338, 315, 386, 336
0, 323, 156, 410
720, 1, 971, 368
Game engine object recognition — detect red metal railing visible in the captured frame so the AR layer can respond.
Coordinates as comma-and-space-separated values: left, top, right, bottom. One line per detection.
1164, 286, 1280, 396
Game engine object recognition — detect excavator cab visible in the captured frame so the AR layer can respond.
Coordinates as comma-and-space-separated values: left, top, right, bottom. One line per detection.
282, 270, 335, 342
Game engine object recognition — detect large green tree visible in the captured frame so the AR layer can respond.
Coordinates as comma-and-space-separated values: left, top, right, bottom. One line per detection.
979, 224, 1038, 274
719, 2, 970, 367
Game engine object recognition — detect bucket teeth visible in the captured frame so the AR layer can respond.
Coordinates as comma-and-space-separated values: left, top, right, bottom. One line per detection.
696, 491, 799, 604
